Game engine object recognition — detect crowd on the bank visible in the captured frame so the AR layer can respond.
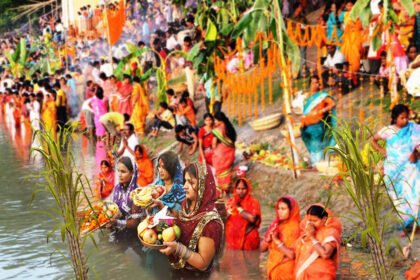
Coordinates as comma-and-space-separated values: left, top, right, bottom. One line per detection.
0, 0, 418, 279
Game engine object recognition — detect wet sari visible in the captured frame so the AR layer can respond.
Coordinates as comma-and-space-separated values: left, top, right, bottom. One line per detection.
226, 178, 261, 250
131, 82, 149, 135
170, 163, 224, 278
300, 91, 337, 165
212, 124, 235, 191
198, 127, 214, 166
265, 196, 301, 280
378, 122, 420, 227
96, 169, 115, 199
295, 204, 342, 280
135, 145, 154, 187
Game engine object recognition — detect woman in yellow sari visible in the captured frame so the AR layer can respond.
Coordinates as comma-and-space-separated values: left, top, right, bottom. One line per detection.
42, 93, 56, 134
130, 76, 149, 136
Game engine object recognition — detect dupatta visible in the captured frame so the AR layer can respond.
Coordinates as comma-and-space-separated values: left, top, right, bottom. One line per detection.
226, 178, 261, 250
295, 204, 342, 280
266, 196, 301, 279
171, 163, 224, 270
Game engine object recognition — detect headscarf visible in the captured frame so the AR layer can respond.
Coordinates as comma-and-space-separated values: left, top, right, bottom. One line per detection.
171, 163, 224, 269
265, 196, 301, 239
112, 157, 138, 218
295, 203, 342, 280
266, 196, 301, 279
226, 178, 261, 250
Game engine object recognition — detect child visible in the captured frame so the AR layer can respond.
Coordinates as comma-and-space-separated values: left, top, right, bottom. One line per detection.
375, 51, 390, 91
150, 101, 175, 137
178, 97, 196, 127
175, 124, 198, 154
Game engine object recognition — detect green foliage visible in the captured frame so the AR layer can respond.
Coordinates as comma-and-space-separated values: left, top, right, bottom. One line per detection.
328, 121, 403, 280
30, 123, 93, 280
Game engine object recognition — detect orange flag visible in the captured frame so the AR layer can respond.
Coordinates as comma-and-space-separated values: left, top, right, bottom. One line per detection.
104, 0, 125, 46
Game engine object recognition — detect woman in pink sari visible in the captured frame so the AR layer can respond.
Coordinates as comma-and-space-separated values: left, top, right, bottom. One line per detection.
90, 85, 108, 138
212, 112, 236, 193
118, 74, 133, 116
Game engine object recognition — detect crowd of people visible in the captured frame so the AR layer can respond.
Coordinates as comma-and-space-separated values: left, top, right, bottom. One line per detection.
0, 0, 418, 278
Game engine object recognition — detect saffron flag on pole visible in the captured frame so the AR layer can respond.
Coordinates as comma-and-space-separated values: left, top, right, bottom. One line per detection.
104, 0, 125, 46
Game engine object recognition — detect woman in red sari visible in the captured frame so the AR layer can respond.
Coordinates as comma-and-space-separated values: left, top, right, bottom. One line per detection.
160, 163, 224, 279
95, 160, 115, 199
226, 178, 261, 250
117, 74, 133, 116
295, 204, 342, 280
261, 196, 301, 280
198, 113, 214, 166
212, 112, 236, 192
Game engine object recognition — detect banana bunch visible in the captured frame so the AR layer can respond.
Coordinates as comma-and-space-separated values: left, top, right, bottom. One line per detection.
130, 188, 153, 207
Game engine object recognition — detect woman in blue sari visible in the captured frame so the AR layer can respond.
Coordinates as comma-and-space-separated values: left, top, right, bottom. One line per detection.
300, 76, 337, 165
326, 2, 345, 42
149, 151, 185, 217
373, 104, 420, 228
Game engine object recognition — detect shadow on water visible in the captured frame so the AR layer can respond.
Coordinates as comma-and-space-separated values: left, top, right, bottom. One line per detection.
0, 119, 375, 280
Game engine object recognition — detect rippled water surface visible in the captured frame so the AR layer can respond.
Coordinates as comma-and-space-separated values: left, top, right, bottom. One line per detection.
0, 120, 374, 280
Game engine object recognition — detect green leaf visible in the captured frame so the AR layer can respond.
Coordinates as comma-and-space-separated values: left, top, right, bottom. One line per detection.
140, 68, 153, 83
372, 34, 382, 52
231, 11, 253, 38
187, 42, 203, 61
19, 38, 27, 66
350, 0, 371, 21
220, 23, 234, 37
399, 0, 415, 16
359, 6, 372, 27
193, 52, 205, 69
205, 19, 218, 41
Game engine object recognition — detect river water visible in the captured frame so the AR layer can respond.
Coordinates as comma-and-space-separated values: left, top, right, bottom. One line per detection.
0, 118, 374, 279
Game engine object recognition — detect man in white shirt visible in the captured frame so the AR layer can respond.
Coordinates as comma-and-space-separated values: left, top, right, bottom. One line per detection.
322, 44, 346, 86
323, 45, 345, 69
117, 123, 139, 161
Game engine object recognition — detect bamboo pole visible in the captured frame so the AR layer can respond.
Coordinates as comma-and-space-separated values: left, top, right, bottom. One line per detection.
273, 0, 300, 178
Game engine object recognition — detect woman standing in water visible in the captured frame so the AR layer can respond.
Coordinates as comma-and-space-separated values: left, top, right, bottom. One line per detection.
108, 157, 143, 239
225, 178, 261, 250
160, 163, 224, 279
372, 104, 419, 229
295, 204, 342, 280
261, 196, 300, 280
149, 151, 185, 216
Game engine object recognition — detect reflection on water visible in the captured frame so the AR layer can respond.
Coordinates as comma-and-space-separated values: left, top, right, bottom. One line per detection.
0, 119, 374, 279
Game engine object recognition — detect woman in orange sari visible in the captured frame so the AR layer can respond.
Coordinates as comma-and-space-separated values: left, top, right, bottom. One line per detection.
261, 196, 301, 280
133, 144, 154, 187
295, 204, 342, 280
131, 77, 149, 136
212, 112, 236, 192
95, 160, 115, 199
226, 178, 261, 250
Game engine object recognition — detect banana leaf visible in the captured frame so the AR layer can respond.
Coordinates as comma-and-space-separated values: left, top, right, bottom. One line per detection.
205, 19, 218, 42
139, 68, 153, 84
231, 11, 253, 38
220, 23, 234, 37
399, 0, 415, 16
349, 0, 370, 22
18, 38, 27, 66
155, 68, 167, 109
126, 42, 140, 54
187, 42, 202, 61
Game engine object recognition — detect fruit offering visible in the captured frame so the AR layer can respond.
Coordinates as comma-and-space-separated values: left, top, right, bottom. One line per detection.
80, 202, 119, 234
131, 186, 166, 207
137, 207, 181, 248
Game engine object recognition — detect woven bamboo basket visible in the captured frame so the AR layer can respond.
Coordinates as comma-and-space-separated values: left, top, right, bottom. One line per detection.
249, 113, 283, 131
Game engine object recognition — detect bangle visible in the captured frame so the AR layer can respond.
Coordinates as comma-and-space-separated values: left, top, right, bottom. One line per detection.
312, 239, 319, 246
237, 207, 244, 213
183, 248, 193, 261
276, 241, 284, 249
